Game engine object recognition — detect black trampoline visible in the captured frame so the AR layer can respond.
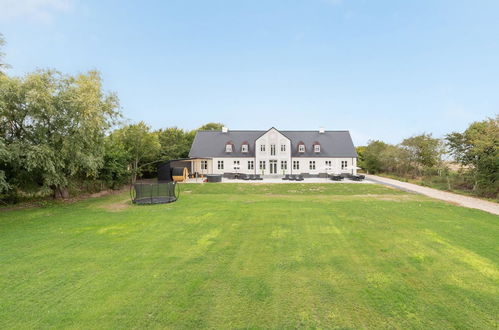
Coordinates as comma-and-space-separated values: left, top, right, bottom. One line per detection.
131, 182, 180, 205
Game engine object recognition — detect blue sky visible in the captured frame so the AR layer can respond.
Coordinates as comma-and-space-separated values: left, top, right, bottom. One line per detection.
0, 0, 498, 145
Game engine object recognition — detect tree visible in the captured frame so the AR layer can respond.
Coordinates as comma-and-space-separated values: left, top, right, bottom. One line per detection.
0, 33, 10, 74
363, 140, 388, 174
198, 122, 224, 131
447, 116, 499, 196
401, 133, 444, 174
157, 127, 191, 160
111, 122, 160, 183
0, 70, 120, 198
356, 146, 366, 170
99, 134, 130, 189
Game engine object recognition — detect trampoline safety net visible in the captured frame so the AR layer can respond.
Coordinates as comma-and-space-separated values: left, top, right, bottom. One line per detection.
131, 182, 180, 205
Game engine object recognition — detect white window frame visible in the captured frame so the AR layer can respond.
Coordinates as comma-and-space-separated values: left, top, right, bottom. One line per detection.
201, 160, 208, 170
325, 160, 332, 167
260, 145, 266, 152
225, 144, 233, 153
341, 160, 348, 170
298, 144, 305, 153
270, 144, 276, 156
242, 144, 248, 153
293, 160, 300, 170
281, 161, 287, 170
309, 161, 316, 170
217, 160, 224, 170
314, 145, 320, 153
280, 144, 286, 152
248, 160, 254, 170
259, 160, 266, 170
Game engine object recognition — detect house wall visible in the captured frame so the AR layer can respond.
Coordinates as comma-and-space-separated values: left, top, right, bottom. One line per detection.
290, 157, 357, 175
255, 128, 292, 174
191, 157, 357, 176
211, 157, 256, 175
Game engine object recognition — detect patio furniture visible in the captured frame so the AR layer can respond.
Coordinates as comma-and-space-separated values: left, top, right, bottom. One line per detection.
330, 175, 343, 181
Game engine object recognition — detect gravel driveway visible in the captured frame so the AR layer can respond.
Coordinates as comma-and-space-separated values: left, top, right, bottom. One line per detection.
366, 174, 499, 215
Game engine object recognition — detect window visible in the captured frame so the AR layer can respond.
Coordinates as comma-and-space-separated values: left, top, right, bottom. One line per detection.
242, 144, 248, 153
270, 144, 276, 156
259, 161, 266, 170
281, 161, 287, 170
248, 160, 254, 170
233, 160, 240, 166
325, 160, 332, 168
260, 144, 266, 152
314, 144, 321, 153
293, 160, 300, 170
280, 144, 286, 152
225, 144, 233, 152
309, 161, 316, 170
201, 160, 208, 170
298, 144, 305, 153
341, 160, 348, 170
217, 160, 224, 170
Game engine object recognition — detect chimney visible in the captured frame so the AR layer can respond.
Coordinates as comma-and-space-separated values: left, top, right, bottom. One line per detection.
222, 126, 228, 133
319, 127, 325, 134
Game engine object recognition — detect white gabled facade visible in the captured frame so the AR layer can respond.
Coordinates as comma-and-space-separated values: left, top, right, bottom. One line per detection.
190, 127, 358, 177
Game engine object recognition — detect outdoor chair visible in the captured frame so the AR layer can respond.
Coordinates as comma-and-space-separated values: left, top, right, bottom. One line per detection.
351, 175, 364, 181
330, 175, 343, 181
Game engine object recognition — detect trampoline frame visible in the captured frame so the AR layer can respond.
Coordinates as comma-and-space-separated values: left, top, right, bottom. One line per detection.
131, 182, 180, 205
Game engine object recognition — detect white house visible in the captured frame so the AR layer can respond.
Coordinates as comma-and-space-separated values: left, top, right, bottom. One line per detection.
188, 127, 358, 176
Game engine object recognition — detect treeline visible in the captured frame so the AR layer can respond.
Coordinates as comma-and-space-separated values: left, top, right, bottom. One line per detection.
0, 37, 221, 202
357, 116, 498, 199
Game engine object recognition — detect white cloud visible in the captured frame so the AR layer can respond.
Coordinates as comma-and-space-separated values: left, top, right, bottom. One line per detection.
0, 0, 73, 23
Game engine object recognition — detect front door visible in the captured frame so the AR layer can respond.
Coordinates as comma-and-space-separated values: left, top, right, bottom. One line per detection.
269, 160, 277, 174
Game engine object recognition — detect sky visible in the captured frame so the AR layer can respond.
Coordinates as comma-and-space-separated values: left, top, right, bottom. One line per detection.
0, 0, 498, 145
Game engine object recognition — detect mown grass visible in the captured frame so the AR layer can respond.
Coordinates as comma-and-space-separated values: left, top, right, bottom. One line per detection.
0, 183, 498, 328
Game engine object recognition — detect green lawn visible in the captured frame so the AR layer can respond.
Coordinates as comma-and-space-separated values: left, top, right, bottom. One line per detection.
1, 183, 498, 329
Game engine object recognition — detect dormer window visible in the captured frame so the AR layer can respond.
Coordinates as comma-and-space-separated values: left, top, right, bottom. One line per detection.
314, 144, 320, 153
298, 144, 305, 153
242, 144, 248, 153
225, 143, 233, 153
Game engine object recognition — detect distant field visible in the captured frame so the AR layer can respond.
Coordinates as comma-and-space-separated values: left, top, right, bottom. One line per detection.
0, 183, 498, 328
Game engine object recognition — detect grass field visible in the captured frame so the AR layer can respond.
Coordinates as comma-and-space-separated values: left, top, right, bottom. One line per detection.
1, 183, 498, 328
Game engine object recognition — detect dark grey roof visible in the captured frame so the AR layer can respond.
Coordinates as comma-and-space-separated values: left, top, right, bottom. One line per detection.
189, 129, 357, 158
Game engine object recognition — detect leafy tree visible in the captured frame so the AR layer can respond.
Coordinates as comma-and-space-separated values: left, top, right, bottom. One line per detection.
0, 33, 10, 74
356, 146, 366, 169
363, 140, 388, 174
157, 127, 191, 160
401, 133, 444, 173
0, 70, 119, 198
111, 122, 160, 183
447, 116, 499, 196
198, 122, 224, 131
99, 135, 130, 189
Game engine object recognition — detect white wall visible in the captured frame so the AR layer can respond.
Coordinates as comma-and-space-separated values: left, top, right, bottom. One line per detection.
255, 128, 292, 175
290, 158, 356, 175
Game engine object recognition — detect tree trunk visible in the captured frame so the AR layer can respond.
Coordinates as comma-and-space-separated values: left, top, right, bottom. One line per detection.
52, 186, 70, 199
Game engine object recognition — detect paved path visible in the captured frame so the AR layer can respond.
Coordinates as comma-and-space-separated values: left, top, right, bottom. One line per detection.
366, 175, 499, 215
